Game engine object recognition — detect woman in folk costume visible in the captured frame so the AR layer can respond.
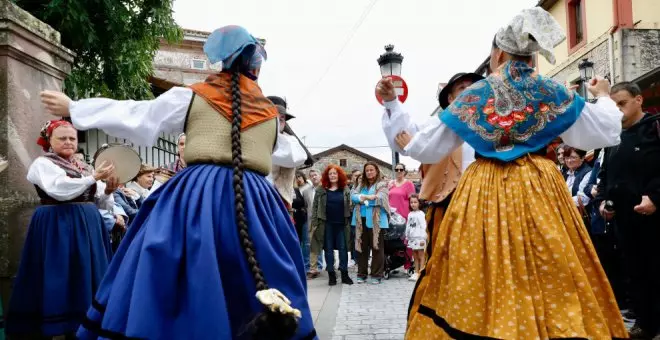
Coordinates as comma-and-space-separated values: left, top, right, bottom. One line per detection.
269, 103, 303, 215
380, 8, 628, 339
6, 120, 116, 339
40, 25, 315, 340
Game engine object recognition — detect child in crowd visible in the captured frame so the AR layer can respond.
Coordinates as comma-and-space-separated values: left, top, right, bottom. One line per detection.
405, 194, 427, 281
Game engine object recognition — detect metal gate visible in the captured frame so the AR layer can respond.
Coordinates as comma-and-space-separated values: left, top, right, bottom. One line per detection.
78, 129, 178, 168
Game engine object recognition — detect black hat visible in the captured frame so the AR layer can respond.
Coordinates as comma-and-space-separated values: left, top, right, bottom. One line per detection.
275, 104, 296, 121
268, 96, 295, 120
438, 73, 484, 109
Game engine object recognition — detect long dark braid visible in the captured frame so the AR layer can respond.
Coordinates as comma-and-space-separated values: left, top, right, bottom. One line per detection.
230, 69, 298, 339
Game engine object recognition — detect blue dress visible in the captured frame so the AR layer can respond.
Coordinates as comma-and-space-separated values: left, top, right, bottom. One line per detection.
7, 185, 112, 336
76, 164, 317, 340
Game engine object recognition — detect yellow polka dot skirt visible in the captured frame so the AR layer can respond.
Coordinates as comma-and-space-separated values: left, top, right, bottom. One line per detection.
406, 155, 628, 340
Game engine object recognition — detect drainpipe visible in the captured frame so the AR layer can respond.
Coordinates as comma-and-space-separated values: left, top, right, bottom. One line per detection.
608, 31, 615, 83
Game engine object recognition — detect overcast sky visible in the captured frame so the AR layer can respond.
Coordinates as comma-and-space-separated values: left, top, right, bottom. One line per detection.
173, 0, 538, 168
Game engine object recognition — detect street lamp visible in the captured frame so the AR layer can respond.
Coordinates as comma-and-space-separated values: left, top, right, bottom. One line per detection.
377, 44, 404, 77
578, 58, 594, 98
377, 45, 404, 171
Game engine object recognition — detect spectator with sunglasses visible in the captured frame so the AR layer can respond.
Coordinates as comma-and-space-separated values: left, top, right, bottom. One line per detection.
388, 163, 417, 221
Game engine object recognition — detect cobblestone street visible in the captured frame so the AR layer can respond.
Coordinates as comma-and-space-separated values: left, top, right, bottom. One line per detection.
331, 271, 414, 340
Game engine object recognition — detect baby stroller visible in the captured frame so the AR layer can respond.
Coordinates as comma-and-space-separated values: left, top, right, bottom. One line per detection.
383, 211, 414, 279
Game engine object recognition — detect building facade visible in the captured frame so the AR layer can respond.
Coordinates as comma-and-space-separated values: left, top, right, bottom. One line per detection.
475, 0, 660, 114
538, 0, 660, 112
152, 29, 218, 89
311, 144, 398, 180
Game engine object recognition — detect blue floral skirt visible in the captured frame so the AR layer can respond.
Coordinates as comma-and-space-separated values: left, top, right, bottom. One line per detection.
76, 164, 317, 340
7, 203, 111, 336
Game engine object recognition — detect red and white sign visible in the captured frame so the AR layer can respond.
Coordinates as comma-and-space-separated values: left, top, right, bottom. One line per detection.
376, 75, 409, 105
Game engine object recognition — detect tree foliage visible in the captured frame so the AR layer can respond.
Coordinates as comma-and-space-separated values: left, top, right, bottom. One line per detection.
15, 0, 182, 100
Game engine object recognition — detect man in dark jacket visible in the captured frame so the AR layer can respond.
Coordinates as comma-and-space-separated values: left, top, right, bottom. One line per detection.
596, 81, 660, 339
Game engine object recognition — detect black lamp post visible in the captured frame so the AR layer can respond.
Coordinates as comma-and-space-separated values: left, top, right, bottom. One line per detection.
578, 58, 594, 98
377, 44, 404, 77
378, 45, 404, 172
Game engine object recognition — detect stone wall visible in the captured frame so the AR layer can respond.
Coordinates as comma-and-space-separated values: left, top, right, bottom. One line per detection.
0, 0, 75, 307
618, 29, 660, 82
310, 150, 394, 180
546, 28, 660, 89
548, 40, 610, 85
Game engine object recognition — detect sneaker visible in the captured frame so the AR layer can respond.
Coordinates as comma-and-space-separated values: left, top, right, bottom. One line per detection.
623, 310, 636, 321
356, 277, 366, 284
408, 273, 419, 281
370, 278, 382, 285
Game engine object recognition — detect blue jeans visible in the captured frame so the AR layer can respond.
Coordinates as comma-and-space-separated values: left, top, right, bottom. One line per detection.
302, 221, 324, 272
324, 222, 348, 272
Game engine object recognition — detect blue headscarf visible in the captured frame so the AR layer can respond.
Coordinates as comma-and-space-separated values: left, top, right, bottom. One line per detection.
204, 25, 267, 72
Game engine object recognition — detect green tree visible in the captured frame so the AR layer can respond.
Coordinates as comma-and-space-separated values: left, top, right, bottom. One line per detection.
15, 0, 182, 100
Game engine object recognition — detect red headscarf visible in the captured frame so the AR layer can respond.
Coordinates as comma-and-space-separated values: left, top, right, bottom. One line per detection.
37, 120, 74, 152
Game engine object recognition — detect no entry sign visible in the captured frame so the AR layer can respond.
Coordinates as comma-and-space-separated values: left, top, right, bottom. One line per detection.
376, 75, 409, 105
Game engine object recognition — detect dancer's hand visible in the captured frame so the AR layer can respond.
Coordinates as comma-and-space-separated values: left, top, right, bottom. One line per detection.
94, 161, 115, 181
376, 77, 397, 102
587, 76, 610, 98
41, 91, 72, 117
395, 131, 412, 150
564, 81, 579, 92
104, 175, 120, 195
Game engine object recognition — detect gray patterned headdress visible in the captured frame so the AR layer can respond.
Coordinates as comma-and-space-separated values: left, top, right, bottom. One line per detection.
495, 7, 566, 65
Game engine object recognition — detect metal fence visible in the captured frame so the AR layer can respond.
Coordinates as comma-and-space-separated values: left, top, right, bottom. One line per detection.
78, 129, 178, 168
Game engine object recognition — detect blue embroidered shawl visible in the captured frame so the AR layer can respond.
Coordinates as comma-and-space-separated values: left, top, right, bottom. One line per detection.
440, 61, 585, 162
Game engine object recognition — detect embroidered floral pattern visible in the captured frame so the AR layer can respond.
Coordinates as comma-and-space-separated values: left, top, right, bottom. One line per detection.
444, 61, 578, 155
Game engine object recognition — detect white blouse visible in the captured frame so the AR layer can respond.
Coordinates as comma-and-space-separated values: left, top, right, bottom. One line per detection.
69, 87, 307, 168
566, 169, 593, 206
27, 157, 114, 210
381, 97, 623, 164
126, 181, 150, 200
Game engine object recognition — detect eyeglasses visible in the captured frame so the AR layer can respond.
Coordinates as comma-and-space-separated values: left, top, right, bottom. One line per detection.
395, 169, 405, 172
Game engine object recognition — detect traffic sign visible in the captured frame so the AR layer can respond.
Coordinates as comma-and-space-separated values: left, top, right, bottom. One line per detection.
376, 75, 409, 105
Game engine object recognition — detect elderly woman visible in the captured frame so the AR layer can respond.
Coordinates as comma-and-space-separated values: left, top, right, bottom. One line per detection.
562, 146, 593, 207
126, 164, 155, 201
6, 120, 117, 339
380, 8, 627, 339
41, 25, 315, 339
310, 165, 353, 286
166, 133, 187, 173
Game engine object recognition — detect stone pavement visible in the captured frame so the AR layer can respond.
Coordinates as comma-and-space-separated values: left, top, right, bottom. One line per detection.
307, 267, 634, 340
306, 260, 415, 340
332, 271, 414, 340
307, 270, 342, 339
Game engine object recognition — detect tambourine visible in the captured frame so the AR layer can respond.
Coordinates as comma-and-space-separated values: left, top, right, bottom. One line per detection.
93, 144, 142, 183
